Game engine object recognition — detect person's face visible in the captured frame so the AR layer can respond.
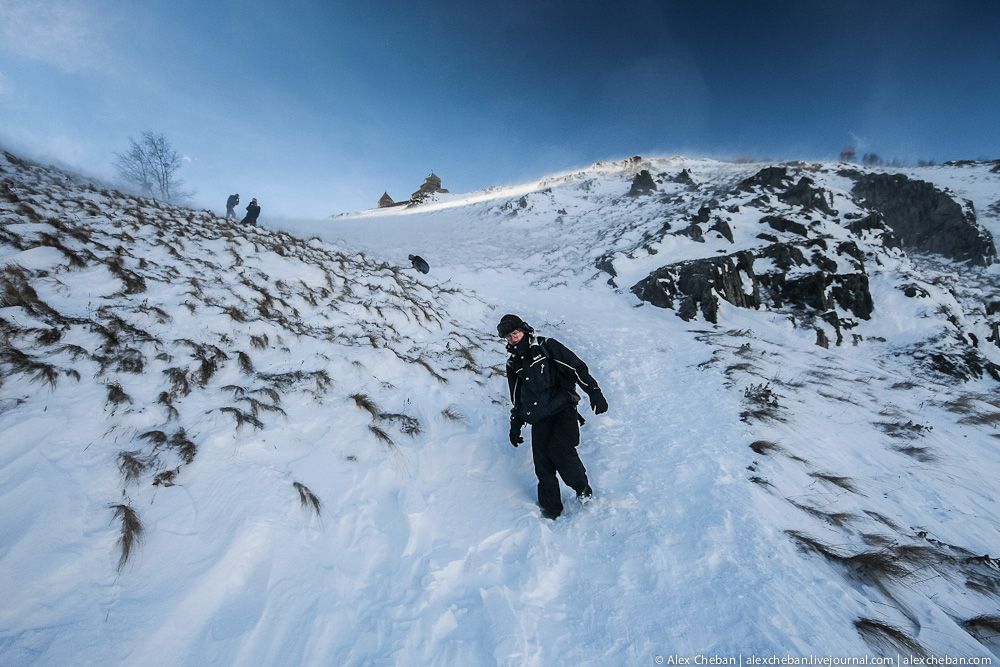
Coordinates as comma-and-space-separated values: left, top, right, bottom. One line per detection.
504, 329, 525, 345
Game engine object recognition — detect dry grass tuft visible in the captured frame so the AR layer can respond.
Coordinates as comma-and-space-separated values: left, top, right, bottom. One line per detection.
237, 351, 254, 374
379, 412, 422, 436
105, 382, 132, 407
350, 393, 381, 418
854, 618, 926, 658
892, 445, 935, 462
750, 440, 781, 455
788, 500, 856, 527
809, 472, 859, 493
874, 420, 932, 439
414, 357, 449, 383
156, 392, 179, 420
249, 333, 269, 349
117, 451, 151, 482
293, 481, 322, 515
109, 503, 143, 571
441, 405, 464, 422
138, 430, 167, 446
169, 429, 197, 463
962, 615, 1000, 647
153, 468, 179, 487
219, 406, 264, 430
741, 383, 782, 422
163, 367, 191, 397
369, 424, 395, 448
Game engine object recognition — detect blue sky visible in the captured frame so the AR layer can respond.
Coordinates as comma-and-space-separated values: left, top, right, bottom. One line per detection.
1, 0, 998, 218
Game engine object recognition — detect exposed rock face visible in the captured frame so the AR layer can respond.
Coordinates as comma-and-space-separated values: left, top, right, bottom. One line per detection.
738, 166, 791, 192
670, 169, 696, 185
631, 238, 876, 325
761, 215, 809, 237
709, 217, 734, 243
850, 173, 997, 266
778, 177, 836, 216
631, 251, 759, 323
628, 170, 657, 196
845, 212, 901, 249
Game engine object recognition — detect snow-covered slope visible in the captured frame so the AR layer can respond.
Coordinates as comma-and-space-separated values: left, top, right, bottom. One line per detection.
2, 150, 999, 664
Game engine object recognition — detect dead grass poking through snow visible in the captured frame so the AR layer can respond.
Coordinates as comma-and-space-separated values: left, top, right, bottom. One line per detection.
117, 451, 151, 482
808, 472, 860, 493
369, 424, 395, 448
350, 393, 380, 418
109, 503, 143, 571
293, 482, 321, 516
854, 618, 926, 658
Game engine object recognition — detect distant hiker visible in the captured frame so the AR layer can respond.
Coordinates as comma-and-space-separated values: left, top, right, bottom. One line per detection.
242, 198, 261, 225
225, 193, 240, 220
499, 314, 608, 520
409, 254, 430, 274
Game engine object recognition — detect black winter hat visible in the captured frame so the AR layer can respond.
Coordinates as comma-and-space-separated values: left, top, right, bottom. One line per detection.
497, 314, 531, 338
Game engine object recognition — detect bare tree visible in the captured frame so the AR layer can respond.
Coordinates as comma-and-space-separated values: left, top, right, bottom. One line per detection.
114, 131, 190, 202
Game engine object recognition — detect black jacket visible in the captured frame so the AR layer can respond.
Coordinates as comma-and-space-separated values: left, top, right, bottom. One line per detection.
506, 336, 602, 426
242, 202, 261, 225
226, 194, 239, 209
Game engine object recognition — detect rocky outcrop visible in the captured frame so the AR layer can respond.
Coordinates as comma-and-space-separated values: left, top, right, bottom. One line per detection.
628, 170, 657, 196
631, 251, 759, 323
738, 166, 790, 192
849, 173, 997, 266
845, 212, 901, 249
778, 177, 836, 216
670, 169, 696, 185
761, 215, 809, 237
631, 237, 876, 325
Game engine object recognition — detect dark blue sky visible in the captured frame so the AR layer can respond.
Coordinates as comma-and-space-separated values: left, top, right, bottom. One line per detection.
1, 0, 997, 216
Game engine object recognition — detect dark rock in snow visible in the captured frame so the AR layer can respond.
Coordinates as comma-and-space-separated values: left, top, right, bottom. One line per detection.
758, 242, 808, 271
631, 251, 759, 323
675, 223, 705, 243
738, 167, 790, 192
757, 271, 830, 312
628, 170, 657, 197
709, 217, 734, 243
761, 215, 809, 237
836, 240, 866, 267
670, 169, 696, 185
845, 212, 901, 249
778, 177, 836, 216
829, 273, 874, 319
901, 283, 930, 298
850, 173, 997, 266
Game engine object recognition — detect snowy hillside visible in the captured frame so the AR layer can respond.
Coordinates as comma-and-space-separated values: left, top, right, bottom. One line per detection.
2, 150, 999, 664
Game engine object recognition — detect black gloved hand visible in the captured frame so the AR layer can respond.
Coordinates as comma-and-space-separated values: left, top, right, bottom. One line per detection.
590, 391, 608, 415
509, 421, 524, 447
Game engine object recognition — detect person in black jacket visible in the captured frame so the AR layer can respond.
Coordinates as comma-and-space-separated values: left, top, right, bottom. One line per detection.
498, 313, 608, 520
225, 193, 240, 220
242, 198, 261, 225
408, 254, 430, 274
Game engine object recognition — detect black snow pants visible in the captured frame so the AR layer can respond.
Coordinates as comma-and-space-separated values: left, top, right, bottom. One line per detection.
530, 407, 590, 517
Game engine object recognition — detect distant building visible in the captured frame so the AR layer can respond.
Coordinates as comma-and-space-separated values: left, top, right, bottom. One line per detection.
378, 192, 395, 208
410, 173, 449, 203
